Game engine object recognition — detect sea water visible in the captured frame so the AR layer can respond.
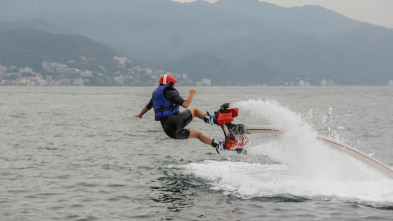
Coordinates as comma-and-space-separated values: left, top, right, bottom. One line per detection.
1, 86, 393, 220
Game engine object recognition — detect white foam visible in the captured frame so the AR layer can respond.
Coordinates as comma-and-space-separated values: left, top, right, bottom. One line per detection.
181, 99, 393, 204
182, 160, 393, 203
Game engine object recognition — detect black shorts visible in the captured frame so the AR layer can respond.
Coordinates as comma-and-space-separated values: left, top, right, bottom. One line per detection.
160, 109, 193, 139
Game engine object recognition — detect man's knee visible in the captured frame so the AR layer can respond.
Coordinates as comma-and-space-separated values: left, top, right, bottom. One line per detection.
188, 129, 201, 139
188, 108, 196, 117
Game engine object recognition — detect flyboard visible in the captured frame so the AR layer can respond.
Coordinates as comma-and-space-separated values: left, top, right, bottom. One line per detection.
214, 103, 393, 179
213, 103, 281, 154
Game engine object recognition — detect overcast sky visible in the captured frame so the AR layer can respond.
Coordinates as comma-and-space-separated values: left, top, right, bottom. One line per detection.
174, 0, 393, 29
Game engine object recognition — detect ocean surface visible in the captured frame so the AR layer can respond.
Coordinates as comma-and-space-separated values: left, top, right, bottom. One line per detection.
1, 86, 393, 221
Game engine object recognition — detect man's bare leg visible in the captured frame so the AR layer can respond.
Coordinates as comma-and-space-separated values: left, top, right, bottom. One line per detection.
188, 129, 213, 146
188, 107, 205, 120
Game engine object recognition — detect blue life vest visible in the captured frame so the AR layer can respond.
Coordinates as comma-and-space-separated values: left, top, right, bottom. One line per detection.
152, 85, 180, 120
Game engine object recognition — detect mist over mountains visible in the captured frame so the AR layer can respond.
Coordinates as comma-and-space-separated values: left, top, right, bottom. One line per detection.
1, 0, 393, 85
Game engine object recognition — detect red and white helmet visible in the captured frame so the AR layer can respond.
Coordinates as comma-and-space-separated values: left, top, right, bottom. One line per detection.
159, 74, 177, 85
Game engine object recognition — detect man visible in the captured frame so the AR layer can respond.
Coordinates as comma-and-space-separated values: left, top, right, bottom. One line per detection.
134, 74, 225, 151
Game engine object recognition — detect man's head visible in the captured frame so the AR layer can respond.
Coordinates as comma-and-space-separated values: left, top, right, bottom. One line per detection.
159, 74, 177, 86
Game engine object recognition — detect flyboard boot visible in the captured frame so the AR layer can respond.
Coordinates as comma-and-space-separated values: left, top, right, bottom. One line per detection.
204, 112, 217, 125
211, 139, 226, 153
212, 103, 249, 154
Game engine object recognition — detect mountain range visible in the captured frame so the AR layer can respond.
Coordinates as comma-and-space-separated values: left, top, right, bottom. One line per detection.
0, 21, 118, 72
0, 22, 168, 86
1, 0, 393, 85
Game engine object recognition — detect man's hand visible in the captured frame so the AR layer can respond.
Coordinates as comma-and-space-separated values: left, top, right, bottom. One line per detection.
190, 88, 197, 95
135, 106, 149, 119
182, 88, 197, 108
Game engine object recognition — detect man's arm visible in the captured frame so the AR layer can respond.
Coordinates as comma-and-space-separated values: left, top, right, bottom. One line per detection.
182, 88, 196, 108
134, 106, 150, 119
135, 99, 153, 119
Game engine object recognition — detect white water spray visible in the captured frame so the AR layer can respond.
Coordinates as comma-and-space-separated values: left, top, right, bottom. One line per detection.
181, 100, 393, 204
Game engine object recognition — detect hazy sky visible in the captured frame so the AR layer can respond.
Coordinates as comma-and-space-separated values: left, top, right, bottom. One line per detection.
174, 0, 393, 29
